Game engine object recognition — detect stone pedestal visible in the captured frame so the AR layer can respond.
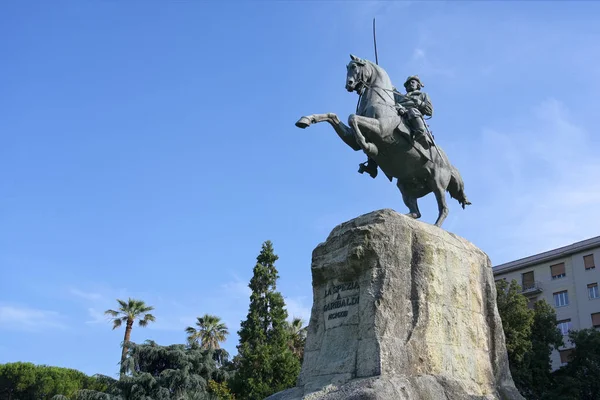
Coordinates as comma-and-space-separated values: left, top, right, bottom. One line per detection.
267, 209, 523, 400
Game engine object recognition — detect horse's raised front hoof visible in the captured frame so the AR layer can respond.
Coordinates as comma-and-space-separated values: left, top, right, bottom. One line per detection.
405, 212, 421, 220
295, 116, 312, 129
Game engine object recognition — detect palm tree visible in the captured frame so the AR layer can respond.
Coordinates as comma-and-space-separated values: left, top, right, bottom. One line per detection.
105, 298, 155, 375
286, 317, 307, 361
185, 314, 229, 350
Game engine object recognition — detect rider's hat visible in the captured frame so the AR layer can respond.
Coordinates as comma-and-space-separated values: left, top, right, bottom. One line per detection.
403, 75, 424, 89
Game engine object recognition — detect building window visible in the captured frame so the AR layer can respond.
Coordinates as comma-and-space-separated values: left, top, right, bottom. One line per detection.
592, 313, 600, 328
556, 319, 572, 335
554, 290, 569, 307
560, 349, 573, 365
522, 271, 535, 291
551, 262, 566, 279
584, 254, 596, 270
557, 319, 572, 335
527, 297, 538, 309
588, 283, 599, 299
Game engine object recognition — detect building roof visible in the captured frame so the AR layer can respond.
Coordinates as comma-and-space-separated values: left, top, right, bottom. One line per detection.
493, 235, 600, 274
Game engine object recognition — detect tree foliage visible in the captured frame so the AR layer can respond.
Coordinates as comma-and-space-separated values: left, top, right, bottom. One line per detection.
73, 340, 228, 400
285, 317, 307, 363
521, 300, 564, 399
495, 279, 534, 367
0, 362, 107, 400
231, 241, 301, 400
495, 280, 565, 398
207, 380, 235, 400
550, 329, 600, 400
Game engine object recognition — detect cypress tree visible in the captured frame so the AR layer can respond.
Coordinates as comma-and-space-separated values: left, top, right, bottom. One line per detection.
232, 241, 300, 400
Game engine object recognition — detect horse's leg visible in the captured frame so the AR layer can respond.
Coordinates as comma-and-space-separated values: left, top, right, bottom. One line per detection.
428, 170, 452, 227
347, 114, 380, 158
397, 182, 421, 220
296, 113, 361, 151
325, 113, 362, 151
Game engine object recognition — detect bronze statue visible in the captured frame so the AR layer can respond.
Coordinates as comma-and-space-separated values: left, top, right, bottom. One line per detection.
295, 55, 471, 227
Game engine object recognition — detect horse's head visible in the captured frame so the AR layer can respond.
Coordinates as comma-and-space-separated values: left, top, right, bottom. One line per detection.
346, 54, 372, 93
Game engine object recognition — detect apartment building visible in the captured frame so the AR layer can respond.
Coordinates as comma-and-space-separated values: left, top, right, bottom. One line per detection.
493, 236, 600, 370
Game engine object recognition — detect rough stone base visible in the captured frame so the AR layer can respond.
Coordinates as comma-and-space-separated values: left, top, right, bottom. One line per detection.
269, 375, 523, 400
267, 209, 523, 400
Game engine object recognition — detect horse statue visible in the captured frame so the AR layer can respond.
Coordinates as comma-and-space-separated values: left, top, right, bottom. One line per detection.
295, 54, 471, 227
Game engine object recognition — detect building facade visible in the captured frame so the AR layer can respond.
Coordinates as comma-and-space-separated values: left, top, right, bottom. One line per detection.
493, 236, 600, 370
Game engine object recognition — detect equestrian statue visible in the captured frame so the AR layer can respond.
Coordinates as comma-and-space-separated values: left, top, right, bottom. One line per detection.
295, 54, 471, 227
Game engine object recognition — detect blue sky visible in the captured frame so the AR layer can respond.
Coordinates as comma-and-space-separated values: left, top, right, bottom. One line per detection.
1, 1, 599, 378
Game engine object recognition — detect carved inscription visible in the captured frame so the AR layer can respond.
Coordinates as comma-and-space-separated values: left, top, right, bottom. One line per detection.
323, 281, 360, 321
323, 295, 360, 312
324, 281, 359, 298
328, 311, 348, 320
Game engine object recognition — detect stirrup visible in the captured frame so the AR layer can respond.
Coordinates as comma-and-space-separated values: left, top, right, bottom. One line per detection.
358, 162, 377, 178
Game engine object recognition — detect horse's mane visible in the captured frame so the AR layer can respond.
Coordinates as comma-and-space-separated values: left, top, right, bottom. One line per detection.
351, 58, 393, 91
367, 60, 393, 89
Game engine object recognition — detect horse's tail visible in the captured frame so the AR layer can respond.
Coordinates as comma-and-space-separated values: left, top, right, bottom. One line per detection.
447, 166, 472, 209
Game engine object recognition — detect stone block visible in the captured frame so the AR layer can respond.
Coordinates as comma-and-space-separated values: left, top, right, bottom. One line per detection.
267, 209, 523, 400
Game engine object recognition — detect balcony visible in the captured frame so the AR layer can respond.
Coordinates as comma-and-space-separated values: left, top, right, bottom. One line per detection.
521, 281, 543, 295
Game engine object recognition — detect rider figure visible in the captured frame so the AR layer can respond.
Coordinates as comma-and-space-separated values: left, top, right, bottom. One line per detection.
358, 75, 434, 179
396, 75, 433, 147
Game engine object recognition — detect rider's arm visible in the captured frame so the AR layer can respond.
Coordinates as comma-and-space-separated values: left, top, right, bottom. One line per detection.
397, 96, 416, 107
417, 93, 433, 117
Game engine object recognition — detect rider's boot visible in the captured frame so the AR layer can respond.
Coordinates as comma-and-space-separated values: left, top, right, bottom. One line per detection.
409, 117, 430, 148
358, 158, 378, 178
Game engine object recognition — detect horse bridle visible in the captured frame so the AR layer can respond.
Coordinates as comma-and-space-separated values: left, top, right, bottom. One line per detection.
350, 61, 405, 112
355, 78, 399, 114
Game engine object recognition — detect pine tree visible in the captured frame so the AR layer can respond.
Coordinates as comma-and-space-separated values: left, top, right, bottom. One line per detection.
231, 241, 300, 400
0, 362, 108, 400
